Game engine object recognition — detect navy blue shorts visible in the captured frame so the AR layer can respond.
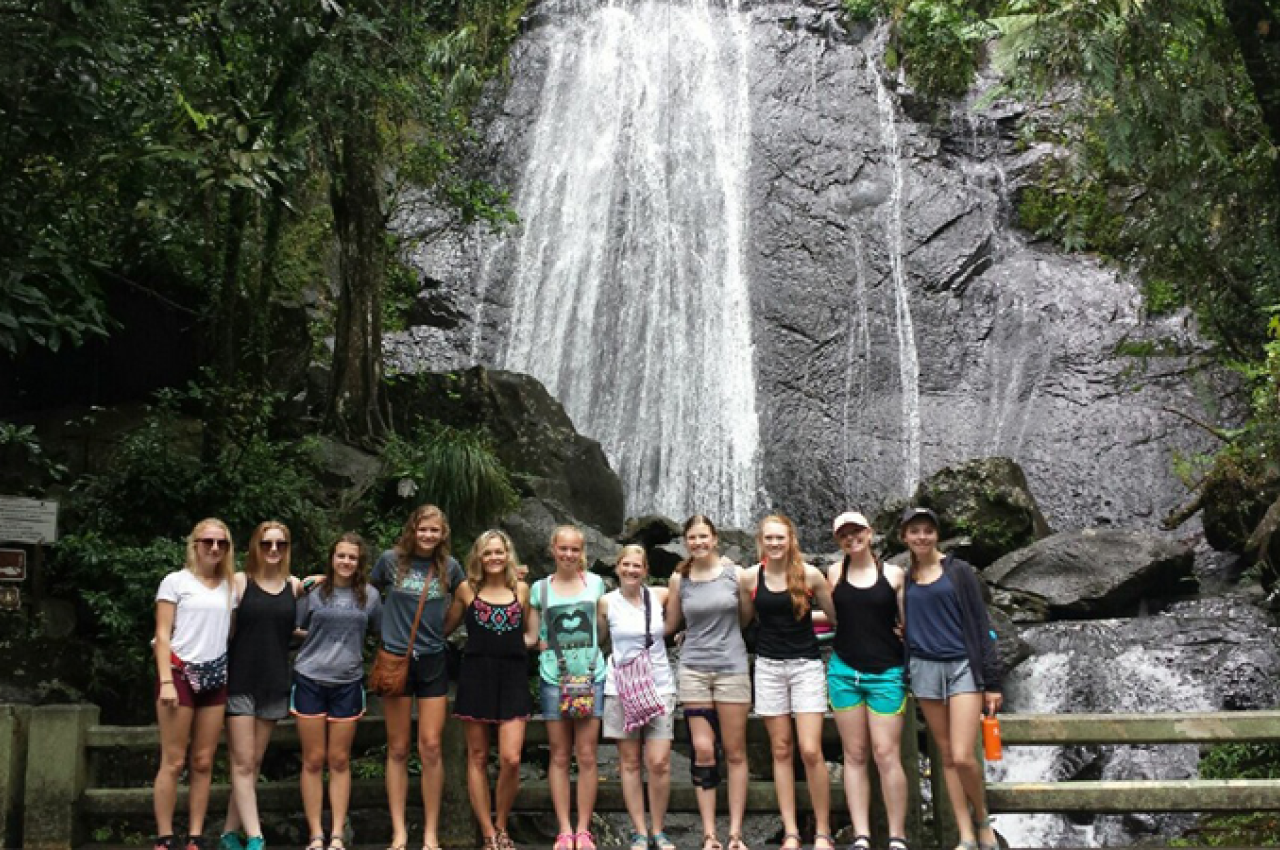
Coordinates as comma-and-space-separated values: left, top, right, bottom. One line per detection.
291, 673, 366, 721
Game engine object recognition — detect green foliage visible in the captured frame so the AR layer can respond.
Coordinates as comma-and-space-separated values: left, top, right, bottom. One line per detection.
846, 1, 996, 101
372, 423, 520, 543
0, 422, 69, 490
1169, 741, 1280, 845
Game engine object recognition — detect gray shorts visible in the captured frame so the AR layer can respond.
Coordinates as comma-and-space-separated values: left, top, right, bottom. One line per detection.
226, 692, 290, 721
602, 693, 677, 740
908, 656, 977, 701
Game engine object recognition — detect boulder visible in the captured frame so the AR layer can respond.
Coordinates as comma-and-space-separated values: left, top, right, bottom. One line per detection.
985, 529, 1197, 619
990, 606, 1032, 675
620, 515, 682, 548
387, 367, 625, 534
499, 497, 618, 581
874, 457, 1052, 567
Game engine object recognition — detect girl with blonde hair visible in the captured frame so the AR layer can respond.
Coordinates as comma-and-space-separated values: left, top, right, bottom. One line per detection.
153, 518, 236, 850
445, 530, 533, 850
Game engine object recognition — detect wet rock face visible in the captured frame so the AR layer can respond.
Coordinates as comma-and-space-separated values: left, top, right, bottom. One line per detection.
386, 367, 625, 534
871, 456, 1051, 566
985, 529, 1197, 619
402, 1, 1227, 540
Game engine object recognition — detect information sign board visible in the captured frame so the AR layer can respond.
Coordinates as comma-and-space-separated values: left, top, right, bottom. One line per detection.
0, 549, 24, 581
0, 496, 58, 544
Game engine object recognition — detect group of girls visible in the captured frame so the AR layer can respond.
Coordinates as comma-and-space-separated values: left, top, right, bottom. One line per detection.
152, 504, 1002, 850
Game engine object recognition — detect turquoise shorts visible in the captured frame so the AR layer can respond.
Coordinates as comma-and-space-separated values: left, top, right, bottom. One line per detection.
828, 653, 906, 716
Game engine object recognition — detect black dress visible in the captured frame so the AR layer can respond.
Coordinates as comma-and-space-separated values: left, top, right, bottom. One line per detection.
453, 593, 532, 722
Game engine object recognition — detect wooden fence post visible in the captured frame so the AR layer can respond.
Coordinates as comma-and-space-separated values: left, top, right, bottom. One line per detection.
22, 704, 99, 850
0, 705, 32, 850
439, 715, 480, 849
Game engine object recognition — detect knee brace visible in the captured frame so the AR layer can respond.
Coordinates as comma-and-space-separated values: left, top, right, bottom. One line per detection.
690, 761, 721, 790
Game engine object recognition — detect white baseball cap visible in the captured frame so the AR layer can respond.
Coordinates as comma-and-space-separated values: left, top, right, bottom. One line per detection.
831, 511, 871, 535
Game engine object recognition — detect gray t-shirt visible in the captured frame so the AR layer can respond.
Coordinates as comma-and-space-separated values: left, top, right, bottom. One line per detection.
371, 551, 464, 656
294, 586, 383, 686
678, 562, 748, 673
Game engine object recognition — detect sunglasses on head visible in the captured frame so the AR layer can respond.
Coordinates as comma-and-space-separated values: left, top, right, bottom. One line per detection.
197, 538, 228, 550
259, 539, 290, 551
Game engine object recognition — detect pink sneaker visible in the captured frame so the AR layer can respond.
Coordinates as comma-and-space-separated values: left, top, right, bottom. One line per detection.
574, 832, 597, 850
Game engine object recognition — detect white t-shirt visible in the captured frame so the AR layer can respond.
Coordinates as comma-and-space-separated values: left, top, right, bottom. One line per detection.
156, 570, 233, 664
603, 588, 675, 697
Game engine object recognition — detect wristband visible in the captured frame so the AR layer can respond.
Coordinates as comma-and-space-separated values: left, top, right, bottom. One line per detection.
161, 680, 174, 685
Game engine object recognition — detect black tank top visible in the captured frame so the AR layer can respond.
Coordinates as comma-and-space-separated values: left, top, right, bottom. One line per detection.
228, 578, 296, 702
832, 560, 902, 673
755, 572, 820, 660
463, 592, 527, 660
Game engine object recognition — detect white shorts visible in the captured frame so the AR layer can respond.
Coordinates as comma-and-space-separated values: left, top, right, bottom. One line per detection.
754, 657, 828, 716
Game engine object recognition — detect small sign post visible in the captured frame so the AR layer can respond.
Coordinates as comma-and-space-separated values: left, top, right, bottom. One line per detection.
0, 496, 58, 544
0, 586, 18, 610
0, 549, 24, 581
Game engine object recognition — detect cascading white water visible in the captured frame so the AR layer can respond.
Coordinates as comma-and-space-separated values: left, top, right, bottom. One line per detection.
491, 0, 763, 526
993, 632, 1214, 847
866, 41, 922, 493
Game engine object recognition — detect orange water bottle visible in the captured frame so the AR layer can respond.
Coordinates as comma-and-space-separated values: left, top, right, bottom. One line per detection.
981, 713, 1003, 761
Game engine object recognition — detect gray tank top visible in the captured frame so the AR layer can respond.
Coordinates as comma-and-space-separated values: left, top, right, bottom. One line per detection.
678, 562, 747, 673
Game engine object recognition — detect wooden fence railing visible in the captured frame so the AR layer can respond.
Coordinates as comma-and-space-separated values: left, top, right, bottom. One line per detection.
4, 705, 1280, 850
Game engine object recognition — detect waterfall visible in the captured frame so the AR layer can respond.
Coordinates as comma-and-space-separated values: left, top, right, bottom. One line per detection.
993, 625, 1215, 847
490, 0, 763, 526
866, 40, 921, 493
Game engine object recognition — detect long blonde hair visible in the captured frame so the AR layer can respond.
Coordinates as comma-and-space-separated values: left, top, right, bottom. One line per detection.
756, 513, 809, 619
185, 517, 236, 590
549, 525, 587, 573
244, 520, 291, 582
465, 529, 521, 593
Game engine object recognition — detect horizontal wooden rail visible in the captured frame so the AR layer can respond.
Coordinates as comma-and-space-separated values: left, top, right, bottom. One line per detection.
999, 711, 1280, 745
988, 778, 1280, 813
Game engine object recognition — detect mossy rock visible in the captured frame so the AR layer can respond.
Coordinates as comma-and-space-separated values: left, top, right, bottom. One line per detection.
874, 457, 1052, 568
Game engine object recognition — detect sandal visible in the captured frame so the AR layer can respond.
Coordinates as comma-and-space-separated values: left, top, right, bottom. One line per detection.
652, 833, 676, 850
975, 817, 998, 850
780, 834, 802, 850
495, 831, 517, 850
327, 839, 346, 850
727, 835, 750, 850
814, 835, 836, 850
702, 836, 723, 850
575, 833, 597, 850
849, 838, 871, 850
306, 839, 326, 850
554, 835, 575, 850
887, 840, 910, 850
481, 838, 500, 850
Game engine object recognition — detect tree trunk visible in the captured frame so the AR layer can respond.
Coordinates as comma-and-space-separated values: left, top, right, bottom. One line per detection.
1223, 0, 1280, 180
325, 105, 390, 445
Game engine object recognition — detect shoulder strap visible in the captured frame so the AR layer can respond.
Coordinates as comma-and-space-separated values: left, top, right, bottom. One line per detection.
404, 572, 432, 656
642, 587, 653, 650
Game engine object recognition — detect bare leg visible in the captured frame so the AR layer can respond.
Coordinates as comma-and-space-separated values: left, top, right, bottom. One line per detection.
464, 722, 496, 838
617, 739, 648, 837
154, 703, 194, 837
868, 710, 908, 840
417, 696, 449, 847
795, 712, 831, 840
298, 716, 329, 840
833, 707, 873, 837
383, 696, 413, 848
227, 715, 276, 839
186, 705, 227, 837
546, 720, 574, 836
763, 715, 798, 841
919, 695, 985, 845
645, 738, 672, 835
495, 720, 526, 834
327, 720, 358, 843
717, 702, 750, 841
573, 717, 601, 834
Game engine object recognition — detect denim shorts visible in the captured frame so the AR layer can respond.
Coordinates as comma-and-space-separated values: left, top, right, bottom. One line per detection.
539, 679, 605, 719
828, 654, 906, 716
908, 656, 977, 701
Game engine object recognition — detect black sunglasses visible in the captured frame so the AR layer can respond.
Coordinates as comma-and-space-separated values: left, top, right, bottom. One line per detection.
196, 538, 228, 550
259, 539, 291, 551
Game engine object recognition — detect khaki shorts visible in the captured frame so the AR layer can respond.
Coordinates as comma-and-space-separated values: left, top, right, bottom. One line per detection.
677, 668, 752, 704
602, 692, 677, 740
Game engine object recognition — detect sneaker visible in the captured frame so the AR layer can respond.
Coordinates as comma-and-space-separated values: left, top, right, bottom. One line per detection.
221, 833, 246, 850
154, 836, 176, 850
244, 837, 265, 850
187, 836, 210, 850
